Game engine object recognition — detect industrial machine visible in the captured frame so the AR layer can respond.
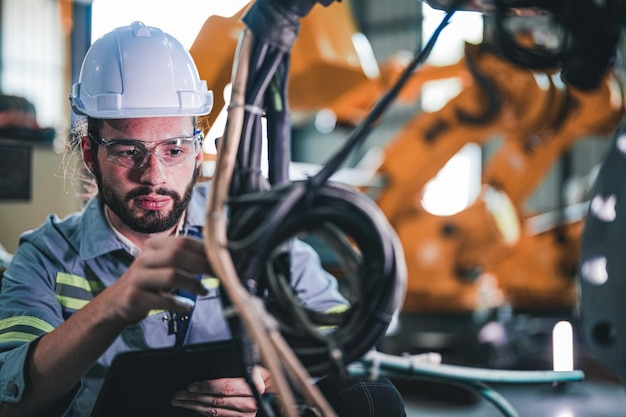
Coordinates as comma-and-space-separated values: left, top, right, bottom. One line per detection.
190, 0, 625, 315
379, 44, 624, 312
195, 1, 600, 415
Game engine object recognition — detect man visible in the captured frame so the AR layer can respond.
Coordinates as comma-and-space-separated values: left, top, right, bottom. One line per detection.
0, 22, 405, 416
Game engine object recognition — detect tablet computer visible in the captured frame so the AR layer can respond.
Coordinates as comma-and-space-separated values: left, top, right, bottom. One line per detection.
90, 340, 246, 417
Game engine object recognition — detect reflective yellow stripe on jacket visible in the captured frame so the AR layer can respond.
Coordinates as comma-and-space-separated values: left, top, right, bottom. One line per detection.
0, 316, 55, 343
55, 272, 106, 311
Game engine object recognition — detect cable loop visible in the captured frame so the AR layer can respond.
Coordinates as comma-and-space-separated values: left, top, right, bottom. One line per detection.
228, 102, 266, 116
227, 180, 406, 375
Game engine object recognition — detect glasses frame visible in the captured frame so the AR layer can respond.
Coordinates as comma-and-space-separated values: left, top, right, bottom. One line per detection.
88, 130, 204, 169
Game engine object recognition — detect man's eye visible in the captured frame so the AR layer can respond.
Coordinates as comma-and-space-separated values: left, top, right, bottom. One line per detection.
161, 144, 188, 158
111, 146, 142, 158
122, 149, 141, 157
167, 148, 184, 156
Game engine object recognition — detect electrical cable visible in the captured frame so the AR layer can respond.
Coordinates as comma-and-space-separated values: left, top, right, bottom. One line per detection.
311, 0, 460, 187
220, 0, 463, 375
349, 350, 584, 417
228, 180, 406, 375
203, 1, 596, 415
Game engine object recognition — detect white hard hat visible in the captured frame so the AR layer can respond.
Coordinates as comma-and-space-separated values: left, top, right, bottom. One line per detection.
70, 21, 213, 118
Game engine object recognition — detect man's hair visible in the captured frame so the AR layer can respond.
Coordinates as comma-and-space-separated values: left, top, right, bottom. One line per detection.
65, 117, 100, 203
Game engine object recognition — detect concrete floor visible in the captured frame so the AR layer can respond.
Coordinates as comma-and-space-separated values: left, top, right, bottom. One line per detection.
382, 310, 626, 417
400, 379, 626, 417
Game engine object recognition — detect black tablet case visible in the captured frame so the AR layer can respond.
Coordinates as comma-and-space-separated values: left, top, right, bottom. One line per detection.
90, 340, 245, 417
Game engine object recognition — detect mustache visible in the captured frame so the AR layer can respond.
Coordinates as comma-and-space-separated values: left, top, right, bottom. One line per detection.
126, 186, 180, 201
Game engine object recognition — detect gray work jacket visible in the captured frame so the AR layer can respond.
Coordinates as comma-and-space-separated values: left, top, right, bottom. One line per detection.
0, 182, 346, 416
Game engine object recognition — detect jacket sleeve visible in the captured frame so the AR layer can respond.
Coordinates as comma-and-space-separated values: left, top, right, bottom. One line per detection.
0, 234, 66, 405
0, 342, 30, 403
288, 239, 349, 313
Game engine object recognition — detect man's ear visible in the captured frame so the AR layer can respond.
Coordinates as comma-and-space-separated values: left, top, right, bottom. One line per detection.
195, 144, 204, 167
80, 136, 95, 174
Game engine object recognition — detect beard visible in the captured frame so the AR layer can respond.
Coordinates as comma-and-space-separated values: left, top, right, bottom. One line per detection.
93, 159, 199, 234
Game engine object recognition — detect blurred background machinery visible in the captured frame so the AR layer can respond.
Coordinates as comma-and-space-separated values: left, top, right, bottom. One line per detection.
189, 0, 622, 328
189, 3, 626, 415
2, 1, 626, 414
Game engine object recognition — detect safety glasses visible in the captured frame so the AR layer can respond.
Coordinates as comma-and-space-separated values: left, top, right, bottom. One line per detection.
89, 131, 203, 169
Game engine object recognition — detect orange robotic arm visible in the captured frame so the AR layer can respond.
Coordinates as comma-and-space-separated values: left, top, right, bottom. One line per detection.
375, 42, 624, 312
485, 74, 624, 309
190, 3, 625, 314
190, 0, 379, 129
375, 43, 561, 224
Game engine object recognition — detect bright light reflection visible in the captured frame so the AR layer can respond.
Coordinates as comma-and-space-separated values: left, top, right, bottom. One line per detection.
555, 410, 575, 417
421, 143, 481, 216
91, 0, 251, 48
203, 83, 268, 175
204, 84, 232, 154
553, 321, 574, 372
421, 3, 483, 115
422, 3, 483, 66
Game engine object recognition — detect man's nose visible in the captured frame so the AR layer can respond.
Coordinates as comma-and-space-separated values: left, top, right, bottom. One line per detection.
139, 152, 167, 183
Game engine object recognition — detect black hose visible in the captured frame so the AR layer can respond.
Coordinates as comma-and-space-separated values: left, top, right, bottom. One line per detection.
227, 180, 406, 375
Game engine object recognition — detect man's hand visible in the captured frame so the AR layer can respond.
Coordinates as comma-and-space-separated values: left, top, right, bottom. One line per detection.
100, 235, 211, 325
171, 366, 273, 416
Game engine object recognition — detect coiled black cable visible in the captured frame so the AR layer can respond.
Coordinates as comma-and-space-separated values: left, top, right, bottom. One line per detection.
488, 0, 621, 90
227, 180, 406, 375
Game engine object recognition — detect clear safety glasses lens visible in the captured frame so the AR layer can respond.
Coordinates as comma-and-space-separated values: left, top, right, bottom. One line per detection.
90, 134, 202, 169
